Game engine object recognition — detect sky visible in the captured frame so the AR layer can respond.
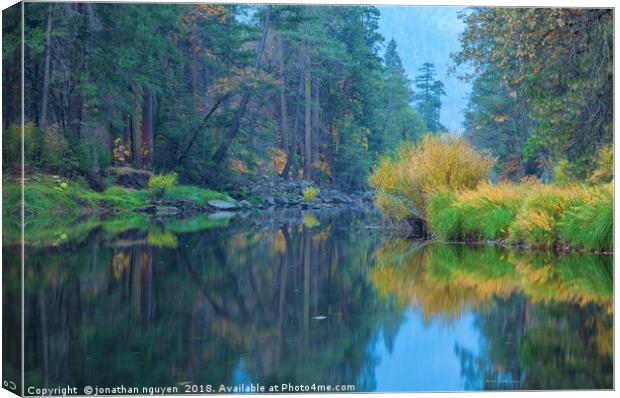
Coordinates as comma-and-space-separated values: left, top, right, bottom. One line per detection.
378, 6, 471, 133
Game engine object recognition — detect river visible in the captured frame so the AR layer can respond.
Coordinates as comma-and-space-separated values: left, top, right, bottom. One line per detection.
3, 206, 613, 392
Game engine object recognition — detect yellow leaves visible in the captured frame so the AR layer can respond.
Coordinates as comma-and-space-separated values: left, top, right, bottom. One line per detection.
113, 137, 132, 163
369, 134, 495, 221
303, 186, 320, 202
268, 146, 286, 174
494, 114, 511, 122
229, 158, 249, 173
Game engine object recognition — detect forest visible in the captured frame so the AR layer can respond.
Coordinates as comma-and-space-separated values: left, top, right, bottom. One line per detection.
1, 4, 614, 392
3, 2, 443, 192
1, 4, 614, 250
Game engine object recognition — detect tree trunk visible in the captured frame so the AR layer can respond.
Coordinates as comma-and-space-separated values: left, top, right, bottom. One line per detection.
191, 16, 203, 113
141, 89, 154, 169
303, 69, 312, 180
211, 5, 271, 165
278, 34, 289, 151
311, 75, 320, 165
280, 38, 308, 180
39, 4, 53, 130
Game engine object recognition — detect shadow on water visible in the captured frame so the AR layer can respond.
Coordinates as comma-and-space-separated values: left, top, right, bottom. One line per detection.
2, 207, 613, 392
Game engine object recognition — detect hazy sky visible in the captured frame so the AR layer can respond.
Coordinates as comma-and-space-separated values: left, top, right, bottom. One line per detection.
378, 6, 471, 133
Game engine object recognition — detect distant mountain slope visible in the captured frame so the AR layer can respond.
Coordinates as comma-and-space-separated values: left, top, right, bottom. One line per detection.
378, 6, 471, 134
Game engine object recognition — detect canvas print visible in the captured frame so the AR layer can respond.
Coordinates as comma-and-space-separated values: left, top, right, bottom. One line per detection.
1, 1, 614, 395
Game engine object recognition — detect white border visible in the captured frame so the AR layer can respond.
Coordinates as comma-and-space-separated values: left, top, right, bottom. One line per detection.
0, 2, 617, 398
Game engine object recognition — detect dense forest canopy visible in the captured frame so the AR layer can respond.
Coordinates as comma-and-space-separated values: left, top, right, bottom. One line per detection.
3, 2, 435, 192
453, 8, 613, 181
2, 4, 613, 192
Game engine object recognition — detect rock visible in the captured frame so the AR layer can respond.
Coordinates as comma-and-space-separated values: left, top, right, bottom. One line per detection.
107, 167, 153, 189
264, 196, 276, 206
237, 200, 252, 209
207, 199, 237, 210
275, 196, 288, 205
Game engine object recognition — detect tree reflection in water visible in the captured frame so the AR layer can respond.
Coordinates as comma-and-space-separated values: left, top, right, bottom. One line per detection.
4, 208, 612, 391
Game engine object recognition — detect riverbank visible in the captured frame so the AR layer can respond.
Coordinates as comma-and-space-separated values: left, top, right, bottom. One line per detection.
369, 135, 613, 254
2, 173, 372, 218
426, 180, 613, 253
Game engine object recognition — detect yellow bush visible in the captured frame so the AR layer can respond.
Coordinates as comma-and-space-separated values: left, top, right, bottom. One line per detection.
369, 134, 495, 221
148, 172, 178, 199
303, 186, 320, 202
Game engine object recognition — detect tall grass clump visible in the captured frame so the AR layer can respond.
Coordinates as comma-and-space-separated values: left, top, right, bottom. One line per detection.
560, 184, 613, 251
428, 182, 525, 241
508, 182, 586, 248
369, 134, 494, 223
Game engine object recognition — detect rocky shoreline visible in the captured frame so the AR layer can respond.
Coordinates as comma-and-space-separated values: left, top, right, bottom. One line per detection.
136, 176, 374, 216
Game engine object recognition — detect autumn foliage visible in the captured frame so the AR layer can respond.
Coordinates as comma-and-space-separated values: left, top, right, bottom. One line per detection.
368, 134, 494, 222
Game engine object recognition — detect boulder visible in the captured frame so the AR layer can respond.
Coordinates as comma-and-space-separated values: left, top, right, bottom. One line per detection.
207, 199, 237, 210
107, 167, 153, 189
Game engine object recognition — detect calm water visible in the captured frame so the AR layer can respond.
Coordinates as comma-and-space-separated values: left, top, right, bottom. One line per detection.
3, 207, 613, 393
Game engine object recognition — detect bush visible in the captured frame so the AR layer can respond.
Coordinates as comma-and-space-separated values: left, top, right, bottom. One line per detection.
303, 186, 320, 202
369, 134, 495, 221
148, 172, 177, 199
590, 144, 613, 183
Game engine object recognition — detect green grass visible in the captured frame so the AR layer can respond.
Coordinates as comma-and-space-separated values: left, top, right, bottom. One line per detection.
560, 188, 613, 251
426, 182, 613, 252
427, 192, 463, 240
164, 185, 232, 205
2, 174, 235, 245
2, 174, 232, 217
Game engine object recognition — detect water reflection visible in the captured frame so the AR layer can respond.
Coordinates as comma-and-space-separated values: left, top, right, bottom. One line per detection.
3, 208, 613, 392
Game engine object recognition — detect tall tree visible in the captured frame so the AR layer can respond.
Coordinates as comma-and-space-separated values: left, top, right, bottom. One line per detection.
414, 62, 445, 132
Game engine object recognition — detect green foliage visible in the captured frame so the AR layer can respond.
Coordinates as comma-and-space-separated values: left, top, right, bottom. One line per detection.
303, 186, 320, 202
148, 172, 177, 199
552, 159, 573, 186
455, 9, 612, 178
590, 144, 613, 183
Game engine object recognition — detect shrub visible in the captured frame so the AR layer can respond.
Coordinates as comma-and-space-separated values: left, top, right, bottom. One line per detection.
303, 186, 320, 202
369, 134, 495, 222
590, 144, 613, 183
148, 172, 177, 199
